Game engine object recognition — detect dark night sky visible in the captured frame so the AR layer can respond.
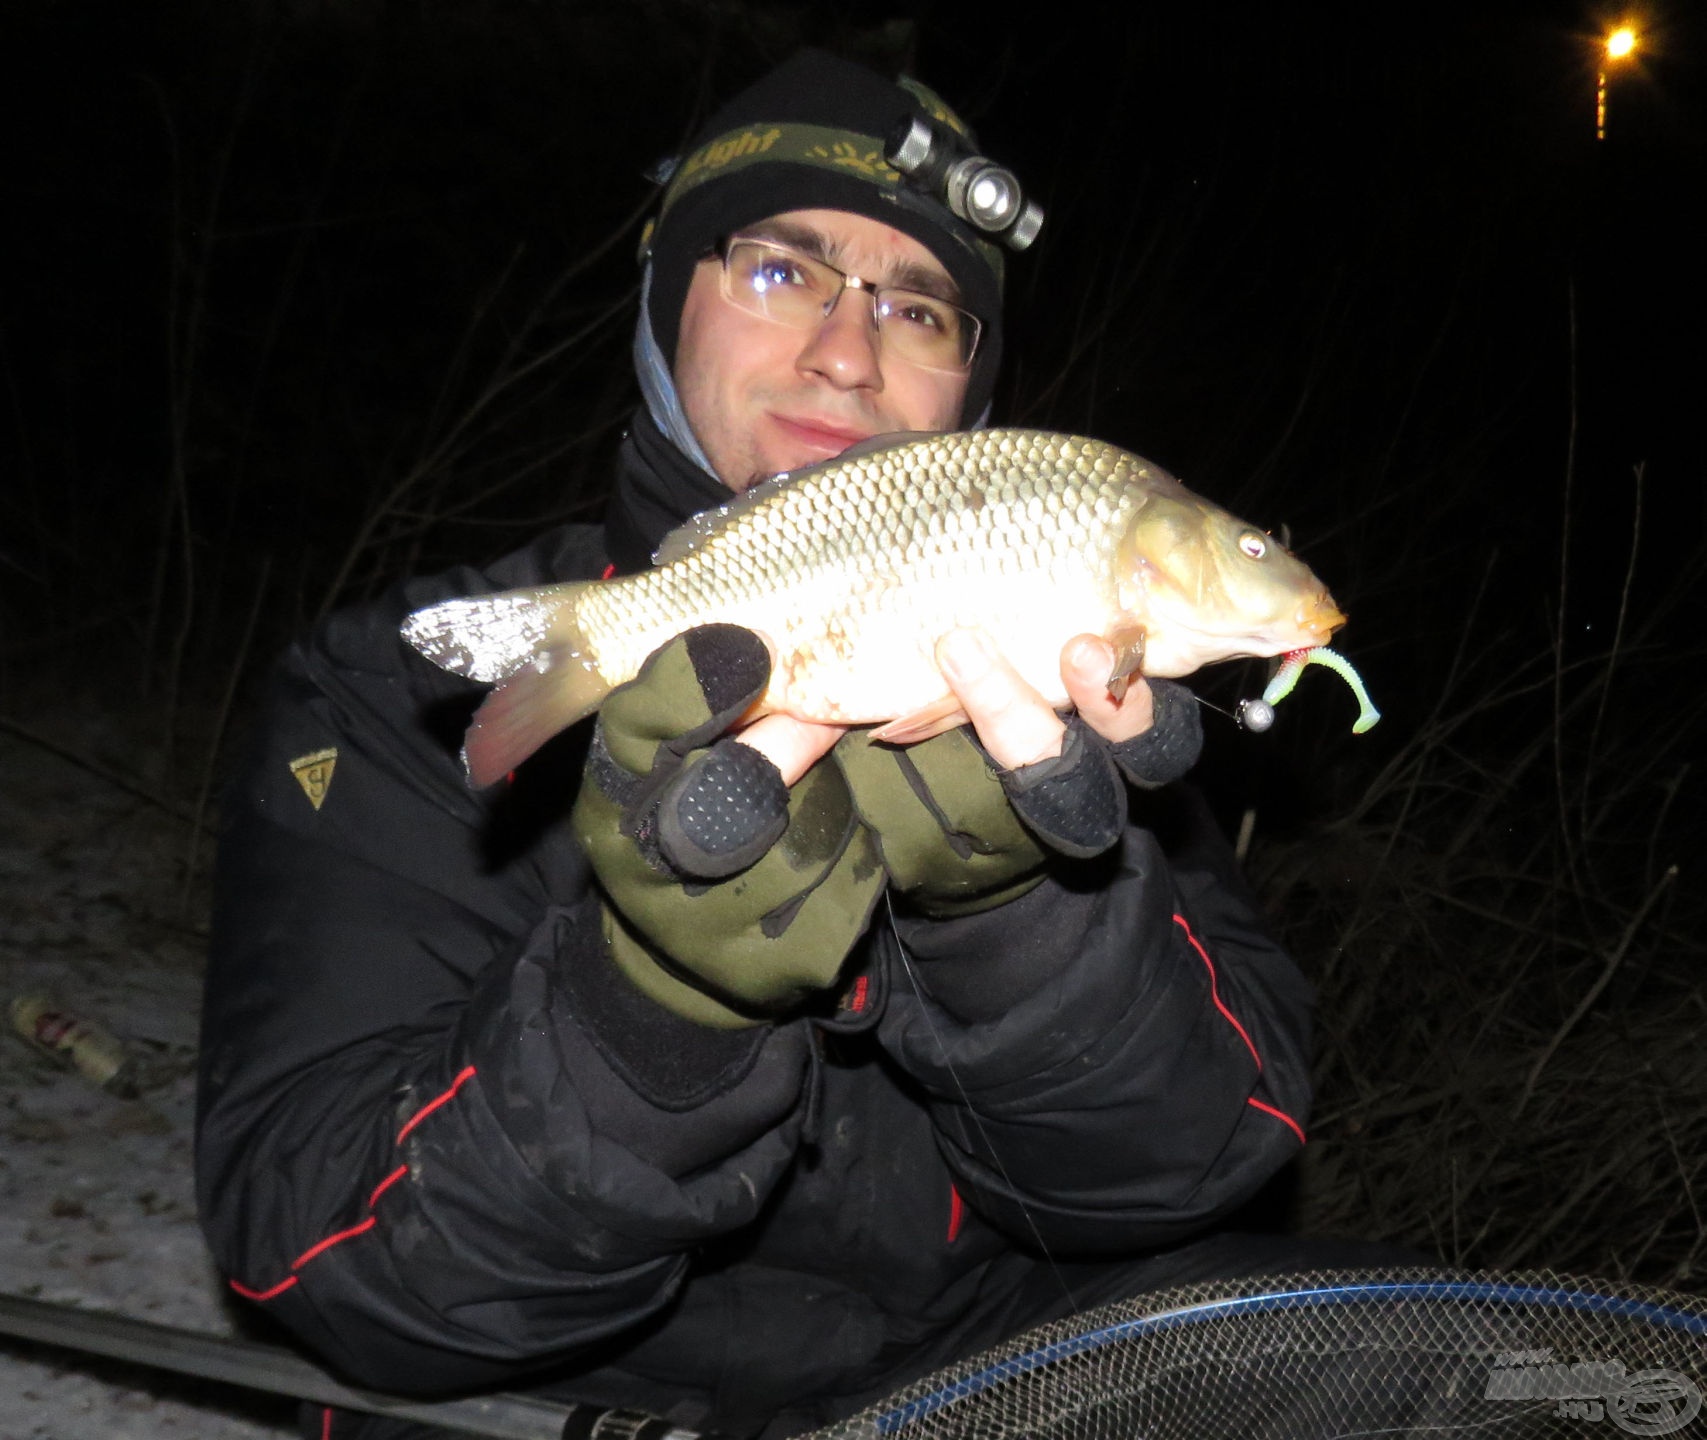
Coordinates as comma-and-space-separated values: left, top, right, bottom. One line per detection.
2, 0, 1702, 709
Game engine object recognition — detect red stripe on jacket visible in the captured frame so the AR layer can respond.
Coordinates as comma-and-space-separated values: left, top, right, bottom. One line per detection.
227, 1065, 478, 1302
1171, 913, 1306, 1145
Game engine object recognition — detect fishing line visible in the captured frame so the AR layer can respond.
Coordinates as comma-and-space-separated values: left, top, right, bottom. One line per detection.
1190, 688, 1281, 733
883, 892, 1083, 1318
1193, 695, 1239, 725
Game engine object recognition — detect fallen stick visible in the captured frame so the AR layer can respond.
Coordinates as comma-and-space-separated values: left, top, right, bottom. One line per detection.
0, 1291, 706, 1439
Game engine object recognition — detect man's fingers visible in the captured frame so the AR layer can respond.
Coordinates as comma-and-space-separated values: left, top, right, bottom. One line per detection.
937, 629, 1066, 769
601, 625, 773, 775
656, 716, 845, 878
732, 713, 846, 787
1062, 634, 1156, 744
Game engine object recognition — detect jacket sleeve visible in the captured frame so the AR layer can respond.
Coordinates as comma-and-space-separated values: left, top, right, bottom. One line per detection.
194, 551, 811, 1395
873, 783, 1311, 1256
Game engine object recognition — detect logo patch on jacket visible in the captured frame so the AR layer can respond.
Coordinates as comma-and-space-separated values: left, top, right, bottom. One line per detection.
289, 748, 338, 811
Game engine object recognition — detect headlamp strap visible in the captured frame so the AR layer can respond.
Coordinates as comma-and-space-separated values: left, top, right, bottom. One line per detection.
646, 121, 1004, 277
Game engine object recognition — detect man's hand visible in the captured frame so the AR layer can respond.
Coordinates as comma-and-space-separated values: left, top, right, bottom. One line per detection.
572, 626, 882, 1028
661, 627, 1204, 930
911, 627, 1204, 869
825, 629, 1198, 917
727, 710, 845, 787
937, 629, 1157, 766
941, 628, 1203, 790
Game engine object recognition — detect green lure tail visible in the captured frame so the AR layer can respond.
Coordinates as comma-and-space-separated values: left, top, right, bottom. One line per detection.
1261, 646, 1382, 733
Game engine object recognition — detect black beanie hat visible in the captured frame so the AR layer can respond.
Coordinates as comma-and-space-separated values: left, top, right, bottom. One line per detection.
642, 49, 1011, 426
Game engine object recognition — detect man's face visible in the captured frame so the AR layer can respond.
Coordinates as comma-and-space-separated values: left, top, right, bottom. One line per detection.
674, 208, 973, 492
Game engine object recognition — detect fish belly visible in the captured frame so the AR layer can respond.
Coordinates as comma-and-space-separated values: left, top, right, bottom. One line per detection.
753, 561, 1111, 724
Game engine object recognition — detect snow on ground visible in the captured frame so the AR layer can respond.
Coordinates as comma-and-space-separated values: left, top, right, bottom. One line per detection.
0, 711, 294, 1438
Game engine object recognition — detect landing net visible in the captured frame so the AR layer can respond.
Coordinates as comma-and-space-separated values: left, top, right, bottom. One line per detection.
808, 1268, 1707, 1439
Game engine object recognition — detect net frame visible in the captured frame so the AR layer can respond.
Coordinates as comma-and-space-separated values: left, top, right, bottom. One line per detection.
808, 1268, 1707, 1440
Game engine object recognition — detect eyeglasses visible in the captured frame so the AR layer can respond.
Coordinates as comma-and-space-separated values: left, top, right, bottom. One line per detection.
715, 235, 982, 373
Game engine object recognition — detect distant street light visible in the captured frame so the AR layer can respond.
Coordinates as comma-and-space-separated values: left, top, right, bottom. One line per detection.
1597, 26, 1639, 140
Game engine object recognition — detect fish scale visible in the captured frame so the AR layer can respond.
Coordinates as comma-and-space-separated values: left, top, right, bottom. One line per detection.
401, 429, 1349, 788
575, 433, 1136, 721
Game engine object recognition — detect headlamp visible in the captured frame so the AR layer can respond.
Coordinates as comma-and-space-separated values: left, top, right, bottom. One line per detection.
885, 115, 1043, 252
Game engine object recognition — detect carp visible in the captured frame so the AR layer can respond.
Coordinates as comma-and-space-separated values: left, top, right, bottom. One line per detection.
403, 429, 1350, 786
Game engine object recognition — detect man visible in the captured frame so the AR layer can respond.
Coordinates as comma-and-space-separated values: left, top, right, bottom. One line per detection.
196, 50, 1328, 1440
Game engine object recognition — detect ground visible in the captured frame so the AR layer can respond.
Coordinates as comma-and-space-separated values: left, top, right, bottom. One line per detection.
0, 712, 294, 1438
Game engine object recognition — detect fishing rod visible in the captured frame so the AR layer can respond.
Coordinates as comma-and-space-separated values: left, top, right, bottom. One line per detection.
0, 1291, 708, 1440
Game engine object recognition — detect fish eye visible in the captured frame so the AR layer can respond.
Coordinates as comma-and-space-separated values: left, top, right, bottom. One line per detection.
1238, 531, 1267, 559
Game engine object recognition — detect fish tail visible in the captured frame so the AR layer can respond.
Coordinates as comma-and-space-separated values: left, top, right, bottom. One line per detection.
402, 581, 612, 786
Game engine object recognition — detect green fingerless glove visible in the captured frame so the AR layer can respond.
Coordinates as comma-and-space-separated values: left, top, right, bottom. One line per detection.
833, 726, 1048, 918
572, 626, 885, 1028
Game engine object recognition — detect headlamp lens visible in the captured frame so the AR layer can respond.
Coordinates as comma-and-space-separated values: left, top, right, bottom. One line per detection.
885, 114, 1043, 252
960, 166, 1021, 231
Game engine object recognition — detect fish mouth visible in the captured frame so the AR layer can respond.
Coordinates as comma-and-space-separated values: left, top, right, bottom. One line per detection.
1299, 591, 1348, 639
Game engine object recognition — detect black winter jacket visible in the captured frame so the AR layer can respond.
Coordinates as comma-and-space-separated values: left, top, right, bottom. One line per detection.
195, 417, 1314, 1434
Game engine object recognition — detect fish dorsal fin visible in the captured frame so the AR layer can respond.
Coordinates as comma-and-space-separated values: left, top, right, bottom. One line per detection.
649, 432, 942, 567
650, 473, 794, 567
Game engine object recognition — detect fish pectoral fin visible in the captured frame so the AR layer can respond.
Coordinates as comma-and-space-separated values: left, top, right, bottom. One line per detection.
868, 694, 971, 746
462, 648, 610, 788
400, 579, 611, 785
1104, 624, 1148, 703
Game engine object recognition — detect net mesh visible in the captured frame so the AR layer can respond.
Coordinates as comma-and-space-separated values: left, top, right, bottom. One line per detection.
808, 1268, 1707, 1439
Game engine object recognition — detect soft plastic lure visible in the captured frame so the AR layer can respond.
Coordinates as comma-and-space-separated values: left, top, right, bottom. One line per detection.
1238, 646, 1381, 734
